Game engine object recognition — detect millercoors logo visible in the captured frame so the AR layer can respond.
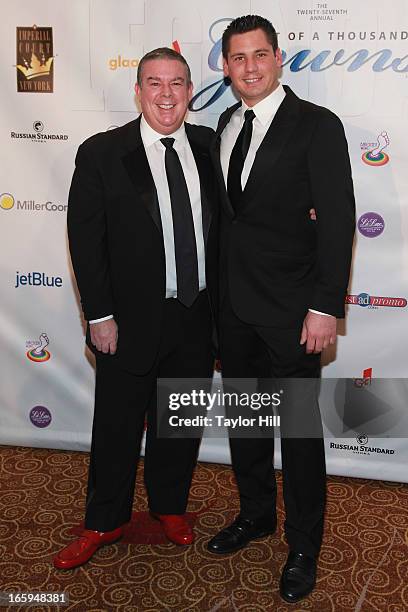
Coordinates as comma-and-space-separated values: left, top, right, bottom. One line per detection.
16, 25, 54, 93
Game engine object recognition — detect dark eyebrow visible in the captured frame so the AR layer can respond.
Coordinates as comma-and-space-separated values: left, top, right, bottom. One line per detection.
146, 76, 185, 82
230, 47, 271, 57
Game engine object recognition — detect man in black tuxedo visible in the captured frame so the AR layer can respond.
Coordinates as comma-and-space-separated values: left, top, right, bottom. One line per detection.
54, 48, 218, 570
207, 16, 355, 603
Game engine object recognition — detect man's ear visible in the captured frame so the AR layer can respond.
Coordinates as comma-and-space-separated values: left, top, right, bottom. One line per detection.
135, 82, 140, 97
187, 81, 193, 102
223, 57, 229, 78
275, 48, 283, 68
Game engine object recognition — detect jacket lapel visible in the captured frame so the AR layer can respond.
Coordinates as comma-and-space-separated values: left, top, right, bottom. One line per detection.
241, 86, 300, 207
186, 124, 213, 246
211, 102, 241, 217
121, 116, 162, 234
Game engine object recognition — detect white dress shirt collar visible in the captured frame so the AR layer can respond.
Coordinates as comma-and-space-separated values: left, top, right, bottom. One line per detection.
140, 114, 187, 148
240, 83, 286, 127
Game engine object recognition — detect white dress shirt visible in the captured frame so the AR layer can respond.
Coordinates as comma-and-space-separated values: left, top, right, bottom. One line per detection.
90, 116, 206, 323
219, 83, 330, 318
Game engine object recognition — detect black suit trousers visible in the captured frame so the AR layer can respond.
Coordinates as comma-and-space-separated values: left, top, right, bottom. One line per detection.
85, 292, 214, 531
219, 291, 326, 559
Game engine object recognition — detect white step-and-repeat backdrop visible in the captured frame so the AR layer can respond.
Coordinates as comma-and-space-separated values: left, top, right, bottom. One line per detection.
1, 0, 407, 481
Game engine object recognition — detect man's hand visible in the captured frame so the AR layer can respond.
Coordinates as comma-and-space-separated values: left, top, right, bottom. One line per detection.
90, 319, 118, 355
300, 311, 336, 354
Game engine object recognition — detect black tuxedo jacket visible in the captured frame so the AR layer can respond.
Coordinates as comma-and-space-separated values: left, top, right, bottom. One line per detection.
68, 117, 218, 374
212, 85, 355, 328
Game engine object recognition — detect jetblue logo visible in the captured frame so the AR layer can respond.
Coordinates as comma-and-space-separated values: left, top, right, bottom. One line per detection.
15, 271, 62, 288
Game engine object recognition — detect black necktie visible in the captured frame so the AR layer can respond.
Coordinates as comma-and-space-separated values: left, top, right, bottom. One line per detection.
160, 137, 199, 307
227, 109, 256, 211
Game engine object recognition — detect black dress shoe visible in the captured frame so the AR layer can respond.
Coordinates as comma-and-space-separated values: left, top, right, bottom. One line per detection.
279, 551, 317, 603
207, 515, 276, 554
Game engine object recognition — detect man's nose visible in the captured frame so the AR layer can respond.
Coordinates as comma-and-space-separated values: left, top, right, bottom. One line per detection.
245, 57, 257, 72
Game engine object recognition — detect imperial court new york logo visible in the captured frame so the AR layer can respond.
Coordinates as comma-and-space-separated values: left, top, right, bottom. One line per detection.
16, 25, 54, 93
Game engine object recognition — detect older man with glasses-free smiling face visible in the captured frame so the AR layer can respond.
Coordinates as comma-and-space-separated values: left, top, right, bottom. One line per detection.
56, 49, 219, 570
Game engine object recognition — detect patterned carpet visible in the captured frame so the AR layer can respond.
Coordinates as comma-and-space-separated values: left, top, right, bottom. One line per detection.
0, 445, 407, 611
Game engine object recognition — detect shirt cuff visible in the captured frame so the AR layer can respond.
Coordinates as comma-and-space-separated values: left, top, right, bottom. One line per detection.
89, 315, 114, 324
308, 309, 334, 317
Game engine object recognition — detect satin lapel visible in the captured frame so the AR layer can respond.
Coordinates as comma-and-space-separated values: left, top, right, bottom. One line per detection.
121, 116, 162, 234
241, 88, 300, 207
211, 102, 241, 218
186, 126, 213, 246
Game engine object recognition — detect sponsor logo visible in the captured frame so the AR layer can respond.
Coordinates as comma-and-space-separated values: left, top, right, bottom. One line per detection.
10, 120, 69, 143
330, 436, 395, 457
26, 333, 50, 362
16, 25, 54, 93
15, 271, 63, 288
107, 40, 180, 72
361, 131, 390, 166
0, 193, 15, 210
353, 368, 373, 387
0, 193, 67, 213
29, 405, 52, 428
346, 293, 407, 308
190, 21, 408, 112
358, 212, 385, 237
108, 55, 139, 70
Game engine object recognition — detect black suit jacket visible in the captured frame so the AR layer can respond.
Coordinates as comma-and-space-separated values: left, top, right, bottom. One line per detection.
212, 85, 355, 328
68, 116, 218, 374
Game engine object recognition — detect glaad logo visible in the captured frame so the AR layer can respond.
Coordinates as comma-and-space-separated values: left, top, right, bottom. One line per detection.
10, 120, 69, 143
26, 333, 51, 362
15, 271, 62, 288
358, 212, 385, 237
107, 40, 180, 72
346, 293, 407, 308
0, 193, 67, 213
361, 131, 390, 166
29, 406, 52, 428
16, 25, 54, 93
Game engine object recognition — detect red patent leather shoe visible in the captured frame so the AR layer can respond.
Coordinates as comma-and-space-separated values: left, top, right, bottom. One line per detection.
152, 513, 194, 545
53, 526, 123, 570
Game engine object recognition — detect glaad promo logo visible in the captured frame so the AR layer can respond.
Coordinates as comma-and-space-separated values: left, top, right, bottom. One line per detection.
26, 333, 51, 362
16, 25, 54, 93
361, 131, 390, 166
346, 293, 407, 309
0, 193, 67, 213
29, 406, 52, 428
15, 271, 63, 288
358, 212, 385, 237
10, 120, 68, 143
